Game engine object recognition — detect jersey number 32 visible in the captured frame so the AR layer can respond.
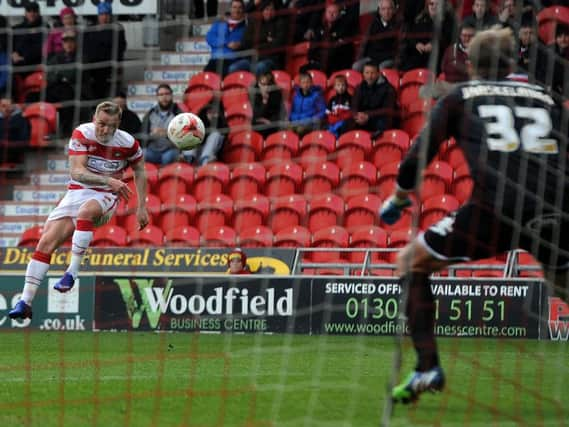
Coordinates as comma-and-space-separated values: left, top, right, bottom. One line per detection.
478, 105, 558, 154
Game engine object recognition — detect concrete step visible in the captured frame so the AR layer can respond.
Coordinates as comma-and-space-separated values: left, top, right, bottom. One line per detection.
13, 185, 67, 203
29, 172, 69, 187
46, 155, 69, 172
127, 81, 187, 97
175, 37, 210, 53
0, 217, 45, 234
192, 22, 213, 37
0, 201, 54, 217
0, 234, 22, 247
143, 66, 201, 83
161, 51, 210, 67
127, 95, 183, 115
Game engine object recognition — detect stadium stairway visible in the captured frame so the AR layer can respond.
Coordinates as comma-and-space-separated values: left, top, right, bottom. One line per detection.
126, 21, 213, 119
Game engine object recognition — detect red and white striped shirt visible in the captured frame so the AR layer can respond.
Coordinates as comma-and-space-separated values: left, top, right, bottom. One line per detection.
68, 122, 143, 191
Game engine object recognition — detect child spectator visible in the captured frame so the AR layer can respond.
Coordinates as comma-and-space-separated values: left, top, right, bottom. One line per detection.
326, 74, 352, 137
289, 72, 326, 136
44, 7, 78, 57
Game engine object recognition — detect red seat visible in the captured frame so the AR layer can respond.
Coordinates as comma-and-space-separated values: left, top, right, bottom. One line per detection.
310, 225, 349, 262
298, 130, 336, 167
287, 42, 310, 76
294, 69, 327, 90
372, 129, 410, 169
228, 163, 266, 201
268, 194, 307, 233
272, 69, 292, 100
335, 130, 372, 170
349, 226, 388, 264
261, 130, 300, 165
344, 194, 382, 229
222, 130, 264, 164
274, 225, 311, 247
420, 160, 453, 201
23, 102, 57, 147
380, 68, 400, 92
402, 98, 433, 138
223, 70, 256, 90
302, 161, 340, 197
123, 162, 159, 196
158, 194, 197, 231
20, 71, 46, 103
451, 163, 473, 204
307, 193, 344, 233
201, 226, 236, 247
183, 89, 214, 115
440, 138, 467, 169
164, 225, 200, 247
264, 161, 303, 198
377, 161, 400, 198
156, 162, 195, 203
127, 225, 164, 247
224, 101, 253, 131
386, 228, 413, 262
420, 194, 460, 229
123, 194, 161, 232
196, 194, 233, 234
516, 251, 544, 278
339, 161, 377, 199
399, 68, 434, 108
232, 194, 269, 230
18, 225, 43, 247
238, 225, 274, 247
193, 162, 230, 202
92, 225, 127, 247
537, 6, 569, 45
189, 71, 222, 92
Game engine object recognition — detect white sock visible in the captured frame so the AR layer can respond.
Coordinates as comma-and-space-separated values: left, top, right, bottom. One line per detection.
21, 252, 51, 305
67, 229, 93, 278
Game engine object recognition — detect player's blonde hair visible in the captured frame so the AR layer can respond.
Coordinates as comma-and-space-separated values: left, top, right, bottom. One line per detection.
95, 101, 122, 119
467, 27, 515, 80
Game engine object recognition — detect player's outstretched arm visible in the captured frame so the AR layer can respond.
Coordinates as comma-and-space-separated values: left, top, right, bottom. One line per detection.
132, 160, 149, 230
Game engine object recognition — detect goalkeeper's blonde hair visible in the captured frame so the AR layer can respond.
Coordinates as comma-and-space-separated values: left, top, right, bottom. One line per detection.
467, 27, 515, 80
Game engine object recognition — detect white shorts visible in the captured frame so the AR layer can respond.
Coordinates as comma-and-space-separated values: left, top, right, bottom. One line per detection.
47, 189, 119, 227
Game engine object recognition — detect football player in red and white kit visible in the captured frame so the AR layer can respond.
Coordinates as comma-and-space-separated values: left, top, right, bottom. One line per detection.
9, 101, 149, 320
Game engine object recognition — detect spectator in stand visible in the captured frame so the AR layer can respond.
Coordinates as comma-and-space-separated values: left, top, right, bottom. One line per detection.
46, 29, 89, 136
289, 71, 326, 136
497, 0, 516, 29
353, 0, 402, 71
342, 62, 397, 138
305, 1, 355, 74
399, 0, 456, 72
83, 1, 127, 99
113, 91, 142, 136
0, 97, 31, 144
183, 98, 227, 166
11, 3, 48, 94
516, 14, 542, 79
291, 0, 324, 43
441, 22, 476, 83
140, 84, 184, 166
236, 0, 288, 75
326, 74, 351, 137
44, 7, 78, 58
463, 0, 499, 30
537, 23, 569, 97
249, 71, 286, 137
204, 0, 248, 77
227, 248, 251, 274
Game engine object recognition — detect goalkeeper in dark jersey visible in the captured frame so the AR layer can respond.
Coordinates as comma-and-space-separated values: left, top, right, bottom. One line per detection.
380, 27, 569, 404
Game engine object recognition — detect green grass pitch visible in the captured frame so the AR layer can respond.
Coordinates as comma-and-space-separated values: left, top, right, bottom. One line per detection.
0, 332, 567, 427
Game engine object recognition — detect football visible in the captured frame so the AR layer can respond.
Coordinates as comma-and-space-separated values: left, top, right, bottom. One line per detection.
167, 112, 206, 150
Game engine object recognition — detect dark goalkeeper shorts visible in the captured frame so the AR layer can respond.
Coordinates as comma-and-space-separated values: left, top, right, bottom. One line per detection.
420, 201, 569, 271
